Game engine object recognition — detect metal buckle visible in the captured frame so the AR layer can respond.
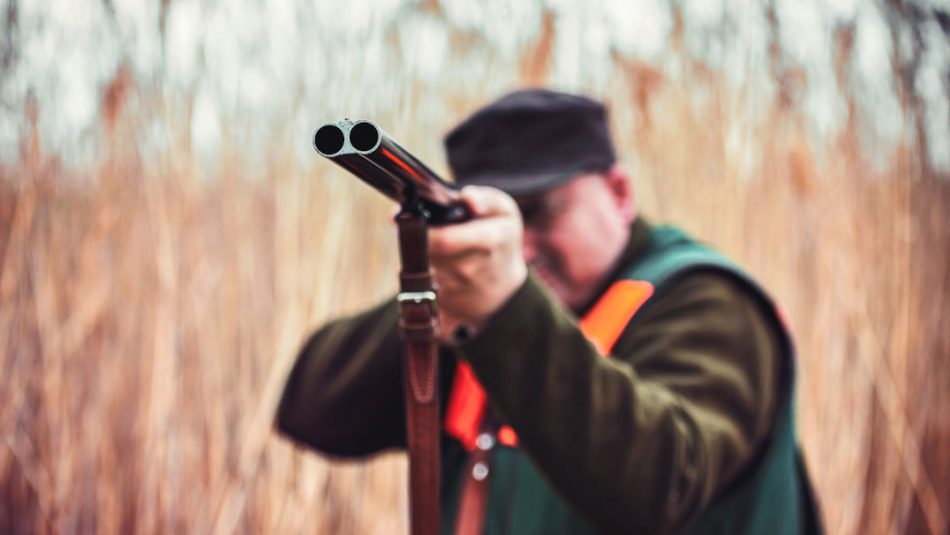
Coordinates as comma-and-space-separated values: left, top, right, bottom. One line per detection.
398, 291, 438, 315
397, 291, 437, 304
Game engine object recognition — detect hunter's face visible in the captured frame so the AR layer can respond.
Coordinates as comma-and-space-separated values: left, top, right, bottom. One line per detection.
517, 169, 635, 311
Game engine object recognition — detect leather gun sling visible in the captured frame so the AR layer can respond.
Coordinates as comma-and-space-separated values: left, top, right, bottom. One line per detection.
396, 207, 441, 535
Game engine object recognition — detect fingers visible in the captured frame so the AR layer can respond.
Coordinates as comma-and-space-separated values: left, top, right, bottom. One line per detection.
430, 218, 514, 256
430, 186, 522, 256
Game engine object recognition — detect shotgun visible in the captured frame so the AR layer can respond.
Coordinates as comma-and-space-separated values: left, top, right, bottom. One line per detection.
313, 119, 452, 534
313, 120, 470, 224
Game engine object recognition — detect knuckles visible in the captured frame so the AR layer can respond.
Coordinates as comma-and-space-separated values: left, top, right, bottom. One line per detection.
454, 258, 484, 284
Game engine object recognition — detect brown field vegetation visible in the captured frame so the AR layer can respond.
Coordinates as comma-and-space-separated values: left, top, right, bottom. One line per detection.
1, 4, 949, 534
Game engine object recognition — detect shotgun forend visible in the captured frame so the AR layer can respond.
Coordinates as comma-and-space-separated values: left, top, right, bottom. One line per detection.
313, 120, 470, 225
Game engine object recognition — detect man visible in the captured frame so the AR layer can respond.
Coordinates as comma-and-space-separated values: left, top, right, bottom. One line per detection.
276, 89, 821, 533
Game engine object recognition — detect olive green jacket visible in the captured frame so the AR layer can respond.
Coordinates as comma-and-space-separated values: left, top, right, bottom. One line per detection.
276, 218, 819, 533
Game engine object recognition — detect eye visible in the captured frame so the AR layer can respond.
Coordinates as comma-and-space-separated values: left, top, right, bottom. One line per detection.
517, 198, 543, 224
517, 196, 559, 230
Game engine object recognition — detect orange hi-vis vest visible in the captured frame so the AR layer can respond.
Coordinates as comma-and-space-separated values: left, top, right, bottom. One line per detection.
443, 279, 656, 451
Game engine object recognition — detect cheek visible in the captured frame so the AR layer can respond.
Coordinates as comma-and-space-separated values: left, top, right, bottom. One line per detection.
571, 241, 609, 284
545, 226, 603, 284
561, 211, 621, 280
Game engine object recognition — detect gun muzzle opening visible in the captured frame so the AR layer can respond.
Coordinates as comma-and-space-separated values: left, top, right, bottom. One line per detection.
314, 124, 345, 156
350, 122, 380, 152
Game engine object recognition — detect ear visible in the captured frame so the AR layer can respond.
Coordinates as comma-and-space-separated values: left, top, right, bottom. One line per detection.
604, 165, 636, 223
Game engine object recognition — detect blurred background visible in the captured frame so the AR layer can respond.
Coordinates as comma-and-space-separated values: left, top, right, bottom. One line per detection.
1, 0, 949, 533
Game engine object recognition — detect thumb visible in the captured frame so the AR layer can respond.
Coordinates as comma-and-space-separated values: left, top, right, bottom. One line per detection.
460, 185, 519, 219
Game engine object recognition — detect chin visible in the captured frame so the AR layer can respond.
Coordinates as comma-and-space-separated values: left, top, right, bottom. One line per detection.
547, 284, 586, 311
529, 262, 590, 310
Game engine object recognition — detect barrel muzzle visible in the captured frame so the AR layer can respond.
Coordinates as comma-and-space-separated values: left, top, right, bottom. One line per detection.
313, 120, 470, 225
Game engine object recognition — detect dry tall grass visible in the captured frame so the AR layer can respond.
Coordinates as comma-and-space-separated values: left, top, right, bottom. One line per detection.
2, 11, 949, 535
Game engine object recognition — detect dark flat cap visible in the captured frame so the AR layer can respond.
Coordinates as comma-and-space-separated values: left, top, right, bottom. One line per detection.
444, 89, 617, 195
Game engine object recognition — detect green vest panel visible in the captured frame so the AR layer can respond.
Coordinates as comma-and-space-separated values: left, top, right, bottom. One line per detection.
441, 225, 821, 534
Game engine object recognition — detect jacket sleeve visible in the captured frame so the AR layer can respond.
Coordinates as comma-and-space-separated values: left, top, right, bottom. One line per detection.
455, 271, 785, 533
274, 299, 407, 457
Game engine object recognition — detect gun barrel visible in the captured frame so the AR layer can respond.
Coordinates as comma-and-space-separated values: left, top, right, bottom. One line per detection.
313, 120, 469, 224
